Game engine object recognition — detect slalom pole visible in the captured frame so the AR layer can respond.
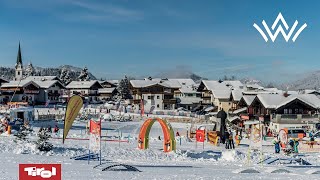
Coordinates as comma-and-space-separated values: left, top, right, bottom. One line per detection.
88, 149, 90, 164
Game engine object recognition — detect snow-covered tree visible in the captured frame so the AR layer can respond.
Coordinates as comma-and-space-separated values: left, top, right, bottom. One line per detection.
36, 130, 53, 151
117, 75, 131, 99
60, 67, 72, 85
25, 62, 35, 77
14, 125, 33, 142
78, 67, 90, 81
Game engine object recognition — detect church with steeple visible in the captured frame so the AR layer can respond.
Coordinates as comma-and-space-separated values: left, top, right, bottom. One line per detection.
15, 42, 23, 81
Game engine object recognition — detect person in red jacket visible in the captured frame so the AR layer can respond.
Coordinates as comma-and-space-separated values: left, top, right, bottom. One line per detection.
53, 125, 59, 133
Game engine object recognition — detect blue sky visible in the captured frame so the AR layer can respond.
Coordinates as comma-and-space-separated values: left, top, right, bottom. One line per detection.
0, 0, 319, 83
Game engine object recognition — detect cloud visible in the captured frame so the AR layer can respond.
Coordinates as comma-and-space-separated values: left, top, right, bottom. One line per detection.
66, 0, 144, 22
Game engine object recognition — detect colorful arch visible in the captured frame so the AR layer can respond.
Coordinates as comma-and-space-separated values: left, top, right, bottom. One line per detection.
138, 118, 176, 152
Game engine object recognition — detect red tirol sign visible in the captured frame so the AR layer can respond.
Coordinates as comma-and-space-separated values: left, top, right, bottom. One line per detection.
196, 130, 205, 142
19, 164, 61, 180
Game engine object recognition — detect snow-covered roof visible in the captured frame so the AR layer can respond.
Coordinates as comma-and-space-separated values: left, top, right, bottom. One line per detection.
255, 94, 286, 109
204, 106, 215, 112
242, 95, 255, 106
303, 89, 319, 94
24, 76, 58, 81
201, 80, 232, 91
98, 88, 116, 94
228, 116, 240, 122
223, 80, 243, 89
33, 80, 65, 89
66, 81, 102, 89
230, 107, 247, 114
130, 79, 181, 88
245, 84, 262, 89
287, 91, 298, 95
231, 89, 243, 101
179, 86, 200, 94
168, 79, 196, 87
212, 89, 231, 99
1, 80, 40, 88
276, 94, 320, 109
199, 80, 243, 92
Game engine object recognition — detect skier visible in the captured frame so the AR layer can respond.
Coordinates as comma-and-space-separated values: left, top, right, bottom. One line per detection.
158, 136, 161, 140
176, 131, 180, 137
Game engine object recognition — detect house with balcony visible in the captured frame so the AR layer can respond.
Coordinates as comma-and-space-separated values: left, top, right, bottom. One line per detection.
130, 78, 180, 112
0, 79, 65, 105
66, 80, 103, 103
0, 80, 41, 105
0, 78, 9, 104
100, 80, 118, 88
197, 80, 243, 112
229, 89, 243, 111
32, 80, 65, 104
173, 79, 201, 110
98, 87, 118, 102
269, 94, 320, 132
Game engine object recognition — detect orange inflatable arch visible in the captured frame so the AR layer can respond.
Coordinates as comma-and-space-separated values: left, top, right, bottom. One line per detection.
138, 118, 176, 152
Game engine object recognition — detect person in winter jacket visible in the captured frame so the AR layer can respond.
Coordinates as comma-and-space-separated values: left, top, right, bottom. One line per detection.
53, 125, 59, 133
228, 131, 235, 149
235, 133, 242, 146
272, 137, 281, 153
224, 131, 230, 149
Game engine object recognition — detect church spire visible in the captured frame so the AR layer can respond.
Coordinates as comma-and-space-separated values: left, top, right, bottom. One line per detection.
16, 42, 22, 68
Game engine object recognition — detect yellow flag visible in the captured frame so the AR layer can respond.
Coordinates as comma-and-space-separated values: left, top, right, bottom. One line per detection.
63, 95, 83, 143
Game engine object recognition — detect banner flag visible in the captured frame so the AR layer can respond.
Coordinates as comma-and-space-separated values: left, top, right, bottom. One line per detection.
89, 120, 101, 153
196, 130, 205, 142
63, 95, 83, 143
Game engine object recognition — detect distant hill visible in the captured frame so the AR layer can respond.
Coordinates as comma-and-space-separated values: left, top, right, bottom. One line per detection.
0, 65, 96, 81
278, 71, 320, 90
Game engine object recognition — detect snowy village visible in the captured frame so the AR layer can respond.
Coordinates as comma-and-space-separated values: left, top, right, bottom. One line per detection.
1, 1, 320, 180
0, 42, 320, 179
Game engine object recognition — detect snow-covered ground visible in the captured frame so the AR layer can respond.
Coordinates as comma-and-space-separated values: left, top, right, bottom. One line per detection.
1, 120, 320, 180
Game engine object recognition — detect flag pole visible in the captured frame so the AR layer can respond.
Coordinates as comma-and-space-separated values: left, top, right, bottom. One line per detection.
99, 117, 102, 165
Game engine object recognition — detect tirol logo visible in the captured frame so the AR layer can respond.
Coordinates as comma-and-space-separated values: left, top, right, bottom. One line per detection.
19, 164, 61, 180
253, 12, 307, 42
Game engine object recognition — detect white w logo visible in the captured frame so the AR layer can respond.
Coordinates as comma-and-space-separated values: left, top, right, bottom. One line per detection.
253, 13, 307, 42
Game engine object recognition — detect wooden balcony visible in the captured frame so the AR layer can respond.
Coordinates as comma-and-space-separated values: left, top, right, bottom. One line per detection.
163, 99, 177, 104
271, 114, 320, 124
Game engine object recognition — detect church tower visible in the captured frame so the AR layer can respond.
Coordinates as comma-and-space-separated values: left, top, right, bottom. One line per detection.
15, 42, 23, 81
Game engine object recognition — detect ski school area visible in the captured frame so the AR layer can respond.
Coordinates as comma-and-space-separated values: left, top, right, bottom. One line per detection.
1, 97, 320, 179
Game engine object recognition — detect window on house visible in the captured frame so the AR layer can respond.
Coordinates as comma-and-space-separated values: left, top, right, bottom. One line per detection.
284, 109, 288, 114
157, 95, 160, 99
18, 72, 20, 75
295, 108, 299, 114
148, 96, 151, 99
288, 109, 292, 114
157, 104, 160, 108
